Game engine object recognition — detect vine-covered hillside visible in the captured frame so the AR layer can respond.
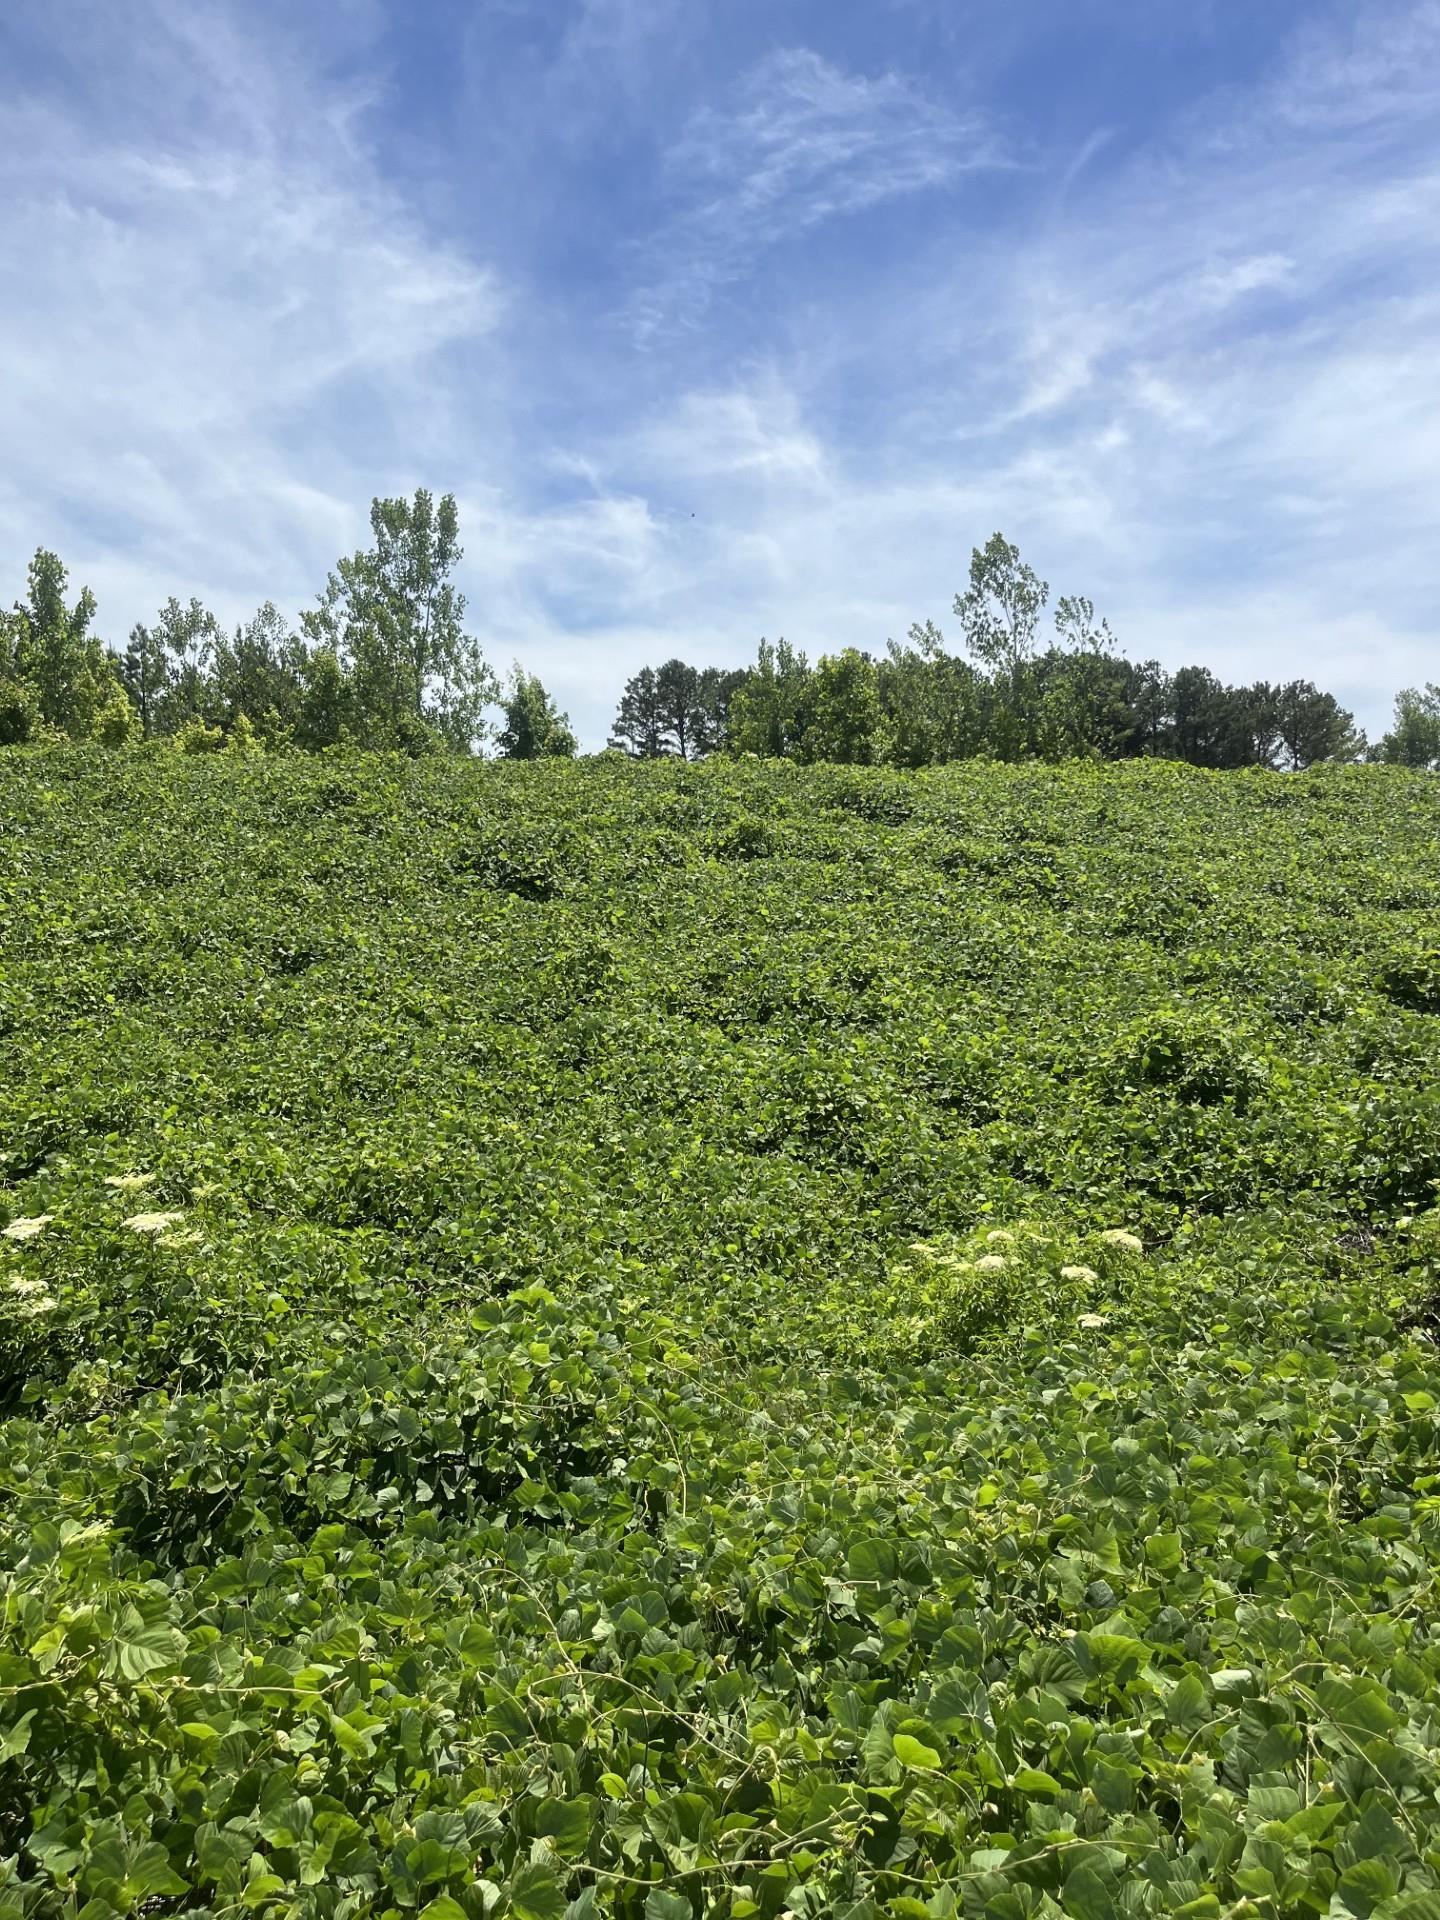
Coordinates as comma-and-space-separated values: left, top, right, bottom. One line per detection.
2, 751, 1440, 1920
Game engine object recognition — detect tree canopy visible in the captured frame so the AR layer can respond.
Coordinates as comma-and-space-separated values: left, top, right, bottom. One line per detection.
0, 517, 1411, 771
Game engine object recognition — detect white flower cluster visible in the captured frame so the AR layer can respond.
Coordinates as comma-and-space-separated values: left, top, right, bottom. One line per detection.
2, 1214, 52, 1241
8, 1275, 56, 1315
123, 1211, 186, 1234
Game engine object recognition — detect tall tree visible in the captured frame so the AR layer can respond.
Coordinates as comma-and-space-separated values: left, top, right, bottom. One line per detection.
955, 534, 1049, 676
609, 666, 668, 758
1130, 661, 1173, 757
879, 624, 989, 767
0, 604, 41, 743
1053, 594, 1116, 656
159, 597, 222, 729
295, 644, 353, 751
498, 667, 577, 759
1036, 648, 1155, 760
121, 623, 169, 738
692, 665, 749, 755
7, 549, 122, 738
1169, 665, 1231, 767
655, 658, 701, 759
304, 489, 496, 751
209, 603, 308, 742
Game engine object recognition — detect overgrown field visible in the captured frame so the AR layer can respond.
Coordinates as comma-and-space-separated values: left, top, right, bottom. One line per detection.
3, 750, 1440, 1920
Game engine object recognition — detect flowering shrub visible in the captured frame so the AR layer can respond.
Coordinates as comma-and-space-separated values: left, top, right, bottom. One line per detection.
881, 1220, 1135, 1353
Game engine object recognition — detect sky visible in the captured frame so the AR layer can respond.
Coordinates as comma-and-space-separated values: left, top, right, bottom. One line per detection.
1, 0, 1437, 748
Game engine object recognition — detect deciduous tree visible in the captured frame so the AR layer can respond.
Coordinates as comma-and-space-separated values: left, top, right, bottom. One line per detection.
726, 639, 811, 757
802, 649, 882, 764
498, 668, 578, 759
955, 534, 1049, 676
304, 489, 496, 752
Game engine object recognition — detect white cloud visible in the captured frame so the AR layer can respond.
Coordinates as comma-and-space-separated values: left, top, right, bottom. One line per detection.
549, 4, 1440, 742
0, 1, 499, 628
629, 47, 1006, 340
634, 388, 830, 484
1193, 253, 1295, 308
1272, 0, 1440, 131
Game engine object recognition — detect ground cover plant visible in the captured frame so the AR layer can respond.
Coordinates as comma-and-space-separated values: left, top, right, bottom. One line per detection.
2, 748, 1440, 1920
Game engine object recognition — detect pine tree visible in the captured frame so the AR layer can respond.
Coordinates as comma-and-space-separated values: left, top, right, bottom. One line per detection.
609, 666, 668, 757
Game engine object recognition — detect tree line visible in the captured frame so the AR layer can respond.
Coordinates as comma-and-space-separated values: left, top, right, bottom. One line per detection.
2, 502, 1436, 769
0, 490, 527, 757
610, 536, 1437, 772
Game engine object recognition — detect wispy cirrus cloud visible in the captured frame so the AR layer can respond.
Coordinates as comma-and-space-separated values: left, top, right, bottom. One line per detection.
0, 0, 500, 622
1270, 0, 1440, 130
628, 47, 1007, 340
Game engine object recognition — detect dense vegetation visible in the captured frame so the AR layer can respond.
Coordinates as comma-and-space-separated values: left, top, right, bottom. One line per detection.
3, 750, 1440, 1917
0, 495, 499, 759
4, 512, 1437, 767
609, 539, 1380, 772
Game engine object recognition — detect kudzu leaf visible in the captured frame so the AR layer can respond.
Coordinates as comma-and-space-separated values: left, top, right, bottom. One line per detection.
845, 1537, 898, 1583
1011, 1768, 1062, 1796
510, 1864, 567, 1920
537, 1798, 593, 1856
107, 1619, 186, 1680
644, 1894, 693, 1920
1144, 1532, 1183, 1574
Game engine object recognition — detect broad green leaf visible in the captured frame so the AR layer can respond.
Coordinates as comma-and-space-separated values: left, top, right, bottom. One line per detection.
644, 1894, 693, 1920
846, 1537, 898, 1583
107, 1619, 186, 1681
510, 1864, 567, 1920
1144, 1532, 1183, 1575
537, 1798, 593, 1857
893, 1734, 942, 1771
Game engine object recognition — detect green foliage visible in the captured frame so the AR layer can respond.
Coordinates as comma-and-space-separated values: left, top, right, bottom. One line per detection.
880, 627, 989, 767
302, 489, 498, 751
8, 490, 500, 759
954, 531, 1049, 674
1380, 947, 1440, 1014
609, 664, 668, 757
499, 667, 578, 760
0, 676, 42, 746
711, 537, 1363, 770
802, 648, 883, 765
2, 753, 1440, 1916
4, 551, 129, 743
175, 714, 228, 754
611, 662, 750, 760
1375, 685, 1440, 771
726, 637, 811, 758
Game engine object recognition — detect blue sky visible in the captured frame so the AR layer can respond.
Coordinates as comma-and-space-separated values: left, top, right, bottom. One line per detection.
1, 0, 1437, 746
